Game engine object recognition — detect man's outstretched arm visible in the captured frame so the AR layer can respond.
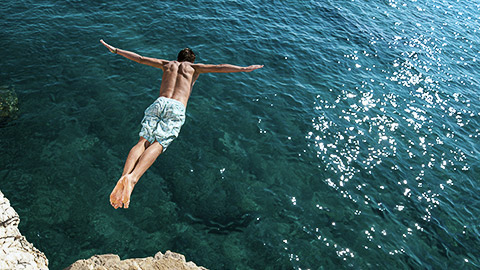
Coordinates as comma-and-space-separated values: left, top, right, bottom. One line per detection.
192, 63, 264, 74
100, 39, 167, 70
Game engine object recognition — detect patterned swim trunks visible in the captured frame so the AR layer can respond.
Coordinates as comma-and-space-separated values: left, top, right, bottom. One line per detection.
139, 97, 186, 152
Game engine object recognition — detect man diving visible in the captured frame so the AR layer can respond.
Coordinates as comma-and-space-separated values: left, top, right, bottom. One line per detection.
100, 39, 263, 209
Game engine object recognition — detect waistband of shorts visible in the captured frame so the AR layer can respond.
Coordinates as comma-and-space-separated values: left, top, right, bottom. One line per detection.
157, 96, 186, 109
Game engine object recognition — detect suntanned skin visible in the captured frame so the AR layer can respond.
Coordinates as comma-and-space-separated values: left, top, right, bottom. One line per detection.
100, 40, 263, 209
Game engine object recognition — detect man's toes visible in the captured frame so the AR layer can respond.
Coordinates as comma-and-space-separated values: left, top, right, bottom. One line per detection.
111, 200, 118, 209
111, 193, 124, 209
121, 192, 130, 208
121, 187, 132, 205
121, 196, 129, 208
111, 200, 119, 209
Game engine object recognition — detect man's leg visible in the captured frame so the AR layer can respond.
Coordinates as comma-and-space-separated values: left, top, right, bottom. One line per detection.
110, 137, 151, 209
127, 141, 163, 183
122, 137, 151, 176
112, 141, 164, 209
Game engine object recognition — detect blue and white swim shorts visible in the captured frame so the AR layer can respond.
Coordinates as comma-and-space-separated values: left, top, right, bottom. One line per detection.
139, 97, 186, 152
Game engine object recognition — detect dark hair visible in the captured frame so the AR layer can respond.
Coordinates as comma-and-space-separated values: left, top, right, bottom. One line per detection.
177, 48, 196, 63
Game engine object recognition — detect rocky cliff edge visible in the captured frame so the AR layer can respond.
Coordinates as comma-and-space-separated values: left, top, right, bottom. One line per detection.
0, 190, 49, 269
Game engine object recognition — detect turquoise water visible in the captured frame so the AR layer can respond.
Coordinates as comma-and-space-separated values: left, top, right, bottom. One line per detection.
1, 0, 479, 269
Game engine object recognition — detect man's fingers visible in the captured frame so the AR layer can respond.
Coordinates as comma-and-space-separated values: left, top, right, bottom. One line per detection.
100, 39, 115, 52
246, 65, 264, 72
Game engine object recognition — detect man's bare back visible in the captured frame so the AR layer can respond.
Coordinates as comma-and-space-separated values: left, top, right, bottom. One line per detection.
100, 39, 263, 209
159, 61, 196, 107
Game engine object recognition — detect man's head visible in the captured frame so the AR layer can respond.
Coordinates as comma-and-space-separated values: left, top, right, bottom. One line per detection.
177, 48, 196, 63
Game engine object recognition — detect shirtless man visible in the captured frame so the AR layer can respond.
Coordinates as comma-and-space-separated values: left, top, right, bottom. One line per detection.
100, 40, 263, 209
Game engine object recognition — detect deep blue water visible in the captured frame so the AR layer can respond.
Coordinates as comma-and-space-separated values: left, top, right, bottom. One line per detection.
1, 0, 479, 269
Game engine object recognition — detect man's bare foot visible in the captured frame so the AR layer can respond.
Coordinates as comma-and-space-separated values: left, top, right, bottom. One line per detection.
121, 174, 136, 208
110, 174, 137, 209
110, 176, 125, 209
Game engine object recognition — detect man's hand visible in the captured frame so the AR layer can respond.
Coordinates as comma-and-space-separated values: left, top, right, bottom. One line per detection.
100, 39, 117, 53
244, 65, 264, 72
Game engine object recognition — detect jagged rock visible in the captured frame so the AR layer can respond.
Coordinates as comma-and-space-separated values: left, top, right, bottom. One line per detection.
0, 190, 49, 270
65, 250, 208, 270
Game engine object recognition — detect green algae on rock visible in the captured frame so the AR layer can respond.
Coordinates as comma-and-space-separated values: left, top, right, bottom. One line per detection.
0, 85, 19, 125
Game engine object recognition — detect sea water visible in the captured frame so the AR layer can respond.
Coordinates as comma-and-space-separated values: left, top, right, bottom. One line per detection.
1, 0, 479, 269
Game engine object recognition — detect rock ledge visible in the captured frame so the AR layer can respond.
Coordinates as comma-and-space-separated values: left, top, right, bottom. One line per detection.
65, 250, 208, 270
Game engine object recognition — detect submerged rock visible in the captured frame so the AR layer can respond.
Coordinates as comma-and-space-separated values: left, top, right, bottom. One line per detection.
65, 250, 208, 270
0, 190, 49, 270
0, 85, 19, 125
